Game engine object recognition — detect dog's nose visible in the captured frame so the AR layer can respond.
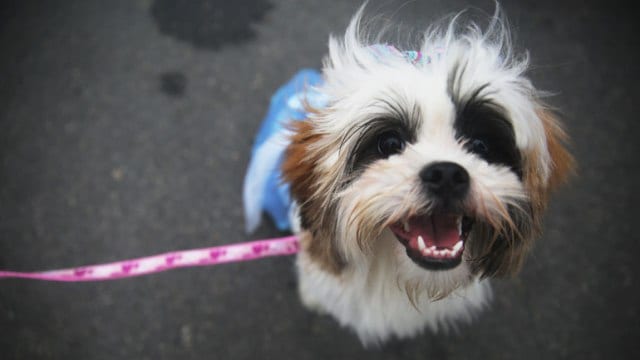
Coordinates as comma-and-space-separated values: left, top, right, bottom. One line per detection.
420, 162, 470, 199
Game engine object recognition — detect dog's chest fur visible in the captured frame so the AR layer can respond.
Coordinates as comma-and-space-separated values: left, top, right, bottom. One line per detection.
296, 230, 492, 345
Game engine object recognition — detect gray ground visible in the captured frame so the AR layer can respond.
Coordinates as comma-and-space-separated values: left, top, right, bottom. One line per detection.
0, 0, 638, 359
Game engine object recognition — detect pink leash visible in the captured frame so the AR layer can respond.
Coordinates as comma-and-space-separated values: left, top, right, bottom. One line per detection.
0, 235, 299, 282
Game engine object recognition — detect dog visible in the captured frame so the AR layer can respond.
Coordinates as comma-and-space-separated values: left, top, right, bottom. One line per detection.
245, 4, 573, 346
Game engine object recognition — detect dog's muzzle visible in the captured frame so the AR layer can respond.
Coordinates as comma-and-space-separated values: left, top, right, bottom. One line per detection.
389, 162, 474, 270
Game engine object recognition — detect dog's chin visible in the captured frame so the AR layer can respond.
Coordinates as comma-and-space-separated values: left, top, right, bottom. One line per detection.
389, 213, 474, 271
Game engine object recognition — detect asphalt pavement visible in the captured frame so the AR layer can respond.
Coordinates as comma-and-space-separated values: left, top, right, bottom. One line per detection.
0, 0, 638, 359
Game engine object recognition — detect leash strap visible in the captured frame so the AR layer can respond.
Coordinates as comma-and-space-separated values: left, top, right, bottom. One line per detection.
0, 236, 299, 282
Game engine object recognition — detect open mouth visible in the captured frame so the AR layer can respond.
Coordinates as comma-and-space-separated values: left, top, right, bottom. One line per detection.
389, 213, 474, 270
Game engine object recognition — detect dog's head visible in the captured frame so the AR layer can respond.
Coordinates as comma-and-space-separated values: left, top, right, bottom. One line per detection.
283, 8, 573, 298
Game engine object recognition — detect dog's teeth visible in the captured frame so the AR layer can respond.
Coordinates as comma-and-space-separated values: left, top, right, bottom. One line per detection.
423, 245, 435, 256
403, 220, 410, 232
453, 240, 463, 252
417, 236, 426, 251
457, 216, 463, 236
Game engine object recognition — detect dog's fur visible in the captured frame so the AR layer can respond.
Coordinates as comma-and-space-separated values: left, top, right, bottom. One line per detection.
281, 6, 573, 345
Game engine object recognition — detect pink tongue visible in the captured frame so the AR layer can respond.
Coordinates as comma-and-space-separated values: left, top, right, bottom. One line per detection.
409, 215, 460, 249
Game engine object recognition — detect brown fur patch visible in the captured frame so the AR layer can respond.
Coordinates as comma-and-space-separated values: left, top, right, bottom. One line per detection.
282, 121, 322, 203
282, 121, 346, 274
524, 108, 575, 221
539, 109, 576, 191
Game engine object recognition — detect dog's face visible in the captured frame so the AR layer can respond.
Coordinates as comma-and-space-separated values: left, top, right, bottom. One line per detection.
283, 13, 573, 298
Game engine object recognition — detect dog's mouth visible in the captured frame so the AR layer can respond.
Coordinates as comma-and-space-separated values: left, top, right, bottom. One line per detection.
389, 213, 474, 271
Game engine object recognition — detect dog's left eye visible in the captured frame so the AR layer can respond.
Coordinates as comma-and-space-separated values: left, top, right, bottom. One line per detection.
377, 131, 406, 157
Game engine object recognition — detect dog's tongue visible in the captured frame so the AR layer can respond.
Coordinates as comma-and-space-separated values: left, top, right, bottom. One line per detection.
408, 214, 460, 249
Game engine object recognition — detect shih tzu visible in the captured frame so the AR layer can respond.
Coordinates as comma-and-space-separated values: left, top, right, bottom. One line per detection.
244, 4, 573, 346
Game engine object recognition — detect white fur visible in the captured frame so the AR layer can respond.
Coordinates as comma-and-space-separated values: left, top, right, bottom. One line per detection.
297, 230, 492, 346
292, 5, 551, 345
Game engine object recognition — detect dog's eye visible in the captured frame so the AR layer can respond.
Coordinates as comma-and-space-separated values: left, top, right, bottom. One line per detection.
377, 131, 406, 157
470, 139, 489, 156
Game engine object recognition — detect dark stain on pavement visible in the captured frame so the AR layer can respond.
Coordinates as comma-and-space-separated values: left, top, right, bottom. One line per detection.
159, 71, 187, 97
151, 0, 273, 50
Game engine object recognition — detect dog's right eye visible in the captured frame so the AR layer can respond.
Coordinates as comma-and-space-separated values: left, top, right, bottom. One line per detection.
377, 131, 406, 158
470, 139, 489, 156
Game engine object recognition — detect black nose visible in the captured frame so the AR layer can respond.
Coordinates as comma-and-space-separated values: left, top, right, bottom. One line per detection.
420, 162, 470, 200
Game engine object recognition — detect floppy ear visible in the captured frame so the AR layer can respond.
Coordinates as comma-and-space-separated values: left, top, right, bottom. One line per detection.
539, 108, 575, 191
282, 120, 346, 274
522, 108, 575, 217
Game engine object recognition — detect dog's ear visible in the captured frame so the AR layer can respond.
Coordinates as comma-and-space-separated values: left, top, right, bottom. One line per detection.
521, 108, 575, 226
282, 120, 347, 274
539, 109, 575, 191
282, 121, 322, 208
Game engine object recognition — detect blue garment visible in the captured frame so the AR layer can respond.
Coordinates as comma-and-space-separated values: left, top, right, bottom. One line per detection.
243, 69, 325, 233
